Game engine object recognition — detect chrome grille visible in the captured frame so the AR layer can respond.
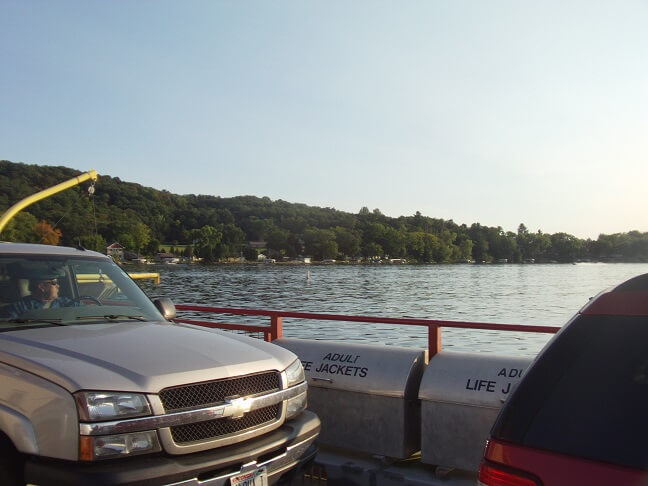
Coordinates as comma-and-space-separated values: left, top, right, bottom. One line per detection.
159, 372, 281, 412
159, 372, 283, 445
170, 405, 281, 444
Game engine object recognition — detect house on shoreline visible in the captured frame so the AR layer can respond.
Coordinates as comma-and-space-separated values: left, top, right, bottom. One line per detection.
106, 242, 125, 260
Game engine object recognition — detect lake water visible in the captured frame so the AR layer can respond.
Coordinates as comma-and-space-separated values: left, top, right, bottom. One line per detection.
136, 262, 648, 358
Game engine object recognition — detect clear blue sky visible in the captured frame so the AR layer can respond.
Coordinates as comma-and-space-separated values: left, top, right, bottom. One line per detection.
1, 1, 646, 239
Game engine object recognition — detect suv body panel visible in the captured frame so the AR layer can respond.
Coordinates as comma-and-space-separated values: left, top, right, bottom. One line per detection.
482, 273, 648, 485
484, 438, 648, 486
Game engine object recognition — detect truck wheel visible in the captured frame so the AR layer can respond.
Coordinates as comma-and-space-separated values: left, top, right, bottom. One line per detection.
0, 439, 23, 486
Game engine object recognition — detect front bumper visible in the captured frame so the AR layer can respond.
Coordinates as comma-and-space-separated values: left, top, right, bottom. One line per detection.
25, 410, 320, 486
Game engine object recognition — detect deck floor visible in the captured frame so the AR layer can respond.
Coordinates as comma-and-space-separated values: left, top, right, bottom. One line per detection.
289, 447, 478, 486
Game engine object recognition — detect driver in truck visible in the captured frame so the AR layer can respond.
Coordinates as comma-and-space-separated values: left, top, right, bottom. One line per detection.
3, 266, 78, 318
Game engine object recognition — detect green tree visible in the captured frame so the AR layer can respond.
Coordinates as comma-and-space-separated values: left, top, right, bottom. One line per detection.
361, 222, 406, 258
405, 232, 425, 262
458, 238, 474, 261
219, 223, 246, 259
469, 223, 491, 262
116, 233, 135, 251
303, 228, 338, 260
132, 222, 152, 256
191, 225, 223, 262
145, 238, 160, 256
267, 228, 290, 254
242, 246, 258, 261
516, 223, 531, 259
79, 233, 107, 253
593, 233, 617, 260
244, 217, 275, 241
550, 233, 582, 262
613, 231, 648, 261
286, 234, 304, 258
433, 229, 454, 263
334, 226, 361, 258
528, 230, 551, 261
381, 226, 406, 258
362, 241, 383, 259
2, 211, 39, 243
405, 232, 440, 263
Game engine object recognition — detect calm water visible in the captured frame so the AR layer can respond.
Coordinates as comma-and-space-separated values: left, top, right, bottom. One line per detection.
137, 263, 648, 358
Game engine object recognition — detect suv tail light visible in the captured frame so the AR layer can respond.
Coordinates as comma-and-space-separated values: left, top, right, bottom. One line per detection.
478, 461, 540, 486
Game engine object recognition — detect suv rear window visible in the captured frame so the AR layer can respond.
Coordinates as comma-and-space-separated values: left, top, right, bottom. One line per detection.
492, 314, 648, 470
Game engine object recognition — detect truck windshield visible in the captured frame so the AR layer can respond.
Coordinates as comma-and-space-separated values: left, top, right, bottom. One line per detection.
0, 255, 164, 328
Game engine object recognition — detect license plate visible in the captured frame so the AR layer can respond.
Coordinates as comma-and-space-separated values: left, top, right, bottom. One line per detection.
230, 466, 268, 486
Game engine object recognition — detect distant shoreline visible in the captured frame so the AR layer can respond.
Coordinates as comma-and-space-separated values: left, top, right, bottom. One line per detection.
122, 258, 648, 266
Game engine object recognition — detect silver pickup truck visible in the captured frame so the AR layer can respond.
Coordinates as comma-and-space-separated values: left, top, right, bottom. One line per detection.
0, 242, 320, 486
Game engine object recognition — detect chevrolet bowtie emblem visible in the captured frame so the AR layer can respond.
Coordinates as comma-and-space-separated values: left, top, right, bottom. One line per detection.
224, 397, 252, 419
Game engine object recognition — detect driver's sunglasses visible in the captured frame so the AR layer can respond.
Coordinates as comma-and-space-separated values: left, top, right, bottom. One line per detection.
41, 279, 60, 286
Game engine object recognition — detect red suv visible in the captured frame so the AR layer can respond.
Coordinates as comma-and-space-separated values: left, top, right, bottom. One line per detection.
479, 273, 648, 486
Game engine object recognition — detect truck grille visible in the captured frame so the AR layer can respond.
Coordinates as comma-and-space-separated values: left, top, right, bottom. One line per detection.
160, 372, 281, 412
170, 404, 281, 444
159, 372, 283, 445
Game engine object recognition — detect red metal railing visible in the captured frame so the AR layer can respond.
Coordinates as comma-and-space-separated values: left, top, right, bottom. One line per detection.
174, 305, 561, 357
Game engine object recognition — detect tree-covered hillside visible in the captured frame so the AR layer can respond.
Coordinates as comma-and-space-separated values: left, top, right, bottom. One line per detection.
1, 160, 647, 263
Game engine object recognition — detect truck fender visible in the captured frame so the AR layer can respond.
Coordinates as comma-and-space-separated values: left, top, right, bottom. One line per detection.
0, 362, 78, 460
0, 404, 38, 454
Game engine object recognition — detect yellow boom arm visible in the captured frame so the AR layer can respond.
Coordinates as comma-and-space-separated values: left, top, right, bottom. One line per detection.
0, 169, 98, 235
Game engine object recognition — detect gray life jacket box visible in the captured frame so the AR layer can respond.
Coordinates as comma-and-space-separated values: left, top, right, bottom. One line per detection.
418, 352, 532, 472
275, 338, 427, 459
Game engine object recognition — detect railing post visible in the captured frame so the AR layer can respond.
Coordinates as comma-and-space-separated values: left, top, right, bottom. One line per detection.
428, 323, 441, 358
269, 315, 283, 342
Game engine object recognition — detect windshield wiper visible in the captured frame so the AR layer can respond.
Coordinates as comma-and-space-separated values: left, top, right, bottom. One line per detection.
75, 314, 147, 322
6, 318, 66, 326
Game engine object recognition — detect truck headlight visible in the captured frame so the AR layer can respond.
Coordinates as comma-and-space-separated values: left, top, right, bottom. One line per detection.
75, 391, 151, 421
285, 359, 305, 387
286, 392, 307, 419
80, 431, 161, 461
285, 360, 307, 419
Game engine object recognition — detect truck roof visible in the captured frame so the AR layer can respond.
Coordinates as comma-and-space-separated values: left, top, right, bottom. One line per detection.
0, 242, 107, 259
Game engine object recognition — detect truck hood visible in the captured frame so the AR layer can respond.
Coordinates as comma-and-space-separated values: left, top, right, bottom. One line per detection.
0, 321, 297, 393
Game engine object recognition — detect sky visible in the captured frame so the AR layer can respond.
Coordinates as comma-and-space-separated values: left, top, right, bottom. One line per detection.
1, 1, 646, 240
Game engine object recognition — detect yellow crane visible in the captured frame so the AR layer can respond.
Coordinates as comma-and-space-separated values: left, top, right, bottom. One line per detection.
0, 169, 160, 283
0, 169, 98, 235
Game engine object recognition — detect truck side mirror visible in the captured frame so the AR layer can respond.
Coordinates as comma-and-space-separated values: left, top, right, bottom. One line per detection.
154, 297, 176, 320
